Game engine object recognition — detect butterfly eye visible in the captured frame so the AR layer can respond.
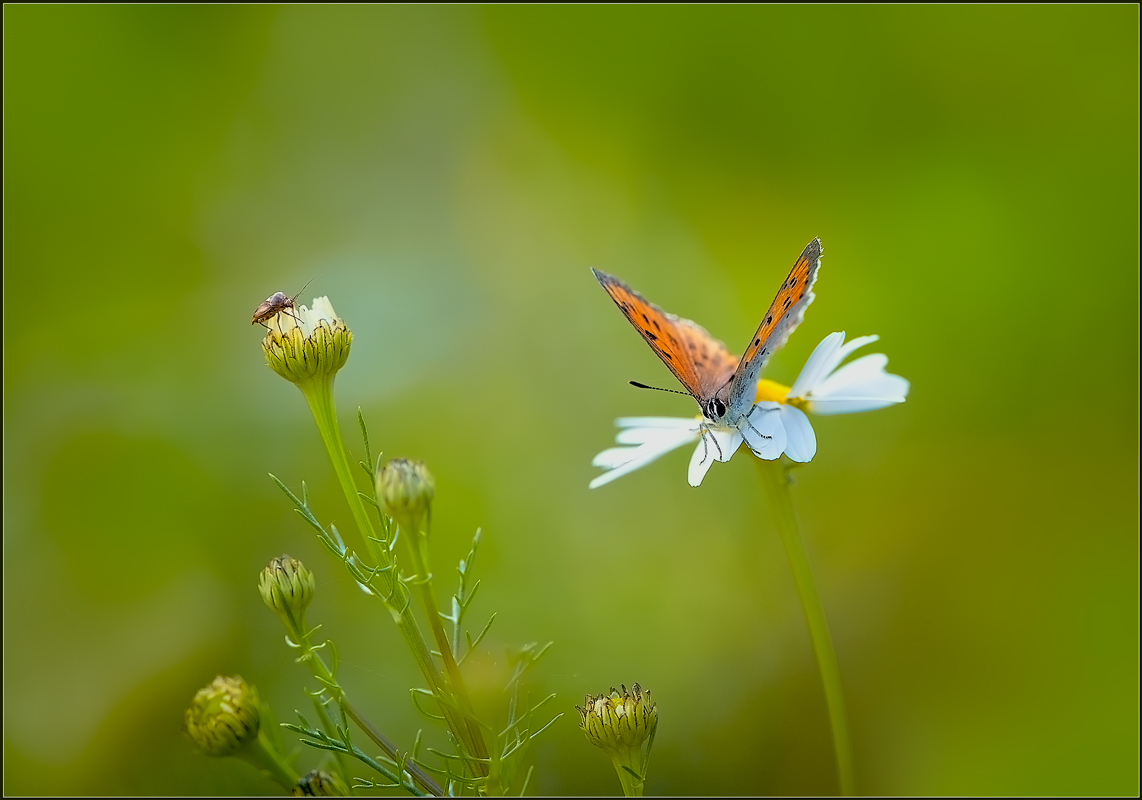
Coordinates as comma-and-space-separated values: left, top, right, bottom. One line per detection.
705, 398, 727, 420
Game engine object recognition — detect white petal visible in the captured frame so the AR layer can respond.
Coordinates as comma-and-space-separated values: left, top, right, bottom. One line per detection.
589, 470, 631, 489
589, 447, 664, 488
812, 353, 888, 393
687, 438, 716, 487
687, 428, 744, 486
647, 427, 701, 454
710, 427, 743, 463
590, 424, 700, 487
740, 403, 786, 460
592, 447, 641, 469
616, 423, 700, 445
788, 333, 882, 399
311, 296, 340, 323
808, 353, 910, 415
615, 416, 700, 429
616, 428, 656, 445
589, 459, 650, 488
834, 334, 880, 364
787, 332, 846, 398
821, 373, 909, 403
685, 435, 712, 486
293, 295, 340, 338
877, 372, 911, 399
778, 405, 817, 462
809, 395, 906, 415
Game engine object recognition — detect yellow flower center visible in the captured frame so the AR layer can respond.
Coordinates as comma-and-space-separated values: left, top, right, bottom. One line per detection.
755, 379, 809, 411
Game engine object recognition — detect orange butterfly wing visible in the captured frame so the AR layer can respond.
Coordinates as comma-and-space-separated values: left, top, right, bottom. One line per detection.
592, 269, 737, 404
725, 238, 822, 412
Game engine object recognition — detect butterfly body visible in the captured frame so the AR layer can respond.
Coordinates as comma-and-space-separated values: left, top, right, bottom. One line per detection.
593, 238, 822, 453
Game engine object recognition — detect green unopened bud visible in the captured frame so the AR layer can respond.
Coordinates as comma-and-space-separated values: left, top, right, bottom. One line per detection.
262, 296, 351, 386
292, 769, 351, 796
259, 555, 316, 627
578, 683, 658, 796
377, 458, 435, 532
184, 675, 261, 757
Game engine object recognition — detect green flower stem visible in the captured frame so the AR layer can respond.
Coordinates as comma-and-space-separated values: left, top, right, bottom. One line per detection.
394, 618, 489, 780
236, 728, 300, 791
342, 703, 439, 796
287, 609, 443, 796
754, 458, 855, 796
404, 527, 491, 769
299, 378, 380, 556
310, 698, 352, 788
298, 378, 489, 779
612, 755, 644, 797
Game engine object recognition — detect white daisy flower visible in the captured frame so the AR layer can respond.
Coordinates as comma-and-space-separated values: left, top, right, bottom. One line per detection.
590, 332, 909, 488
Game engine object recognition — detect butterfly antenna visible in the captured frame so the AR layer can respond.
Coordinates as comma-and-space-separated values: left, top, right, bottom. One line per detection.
629, 380, 695, 399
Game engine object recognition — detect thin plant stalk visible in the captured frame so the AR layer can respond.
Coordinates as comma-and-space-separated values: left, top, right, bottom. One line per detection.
300, 377, 490, 777
286, 608, 443, 796
404, 521, 491, 769
302, 379, 378, 552
754, 458, 855, 796
613, 757, 645, 797
236, 728, 300, 791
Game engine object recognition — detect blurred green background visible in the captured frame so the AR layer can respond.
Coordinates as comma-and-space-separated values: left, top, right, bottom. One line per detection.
4, 5, 1138, 796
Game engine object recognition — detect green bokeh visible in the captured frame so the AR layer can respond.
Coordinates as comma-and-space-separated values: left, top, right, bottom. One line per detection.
4, 5, 1137, 796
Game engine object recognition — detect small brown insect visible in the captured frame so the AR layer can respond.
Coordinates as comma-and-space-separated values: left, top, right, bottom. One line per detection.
251, 279, 313, 330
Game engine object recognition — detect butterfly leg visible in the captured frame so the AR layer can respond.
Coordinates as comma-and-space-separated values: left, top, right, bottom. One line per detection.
738, 407, 774, 458
709, 429, 724, 461
697, 425, 710, 466
697, 422, 725, 465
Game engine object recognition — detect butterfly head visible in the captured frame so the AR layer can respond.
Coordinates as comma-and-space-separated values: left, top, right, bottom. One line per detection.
703, 397, 728, 422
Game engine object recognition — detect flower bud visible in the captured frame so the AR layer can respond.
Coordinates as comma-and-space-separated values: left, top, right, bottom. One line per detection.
578, 683, 658, 793
262, 296, 351, 386
292, 769, 350, 796
377, 459, 435, 532
184, 675, 261, 757
259, 555, 316, 625
578, 683, 657, 755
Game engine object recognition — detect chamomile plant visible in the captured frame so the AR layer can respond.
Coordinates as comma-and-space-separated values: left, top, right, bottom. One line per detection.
589, 241, 910, 796
186, 295, 557, 796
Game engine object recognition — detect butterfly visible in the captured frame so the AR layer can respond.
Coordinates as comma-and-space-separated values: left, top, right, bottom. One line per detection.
592, 238, 821, 456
